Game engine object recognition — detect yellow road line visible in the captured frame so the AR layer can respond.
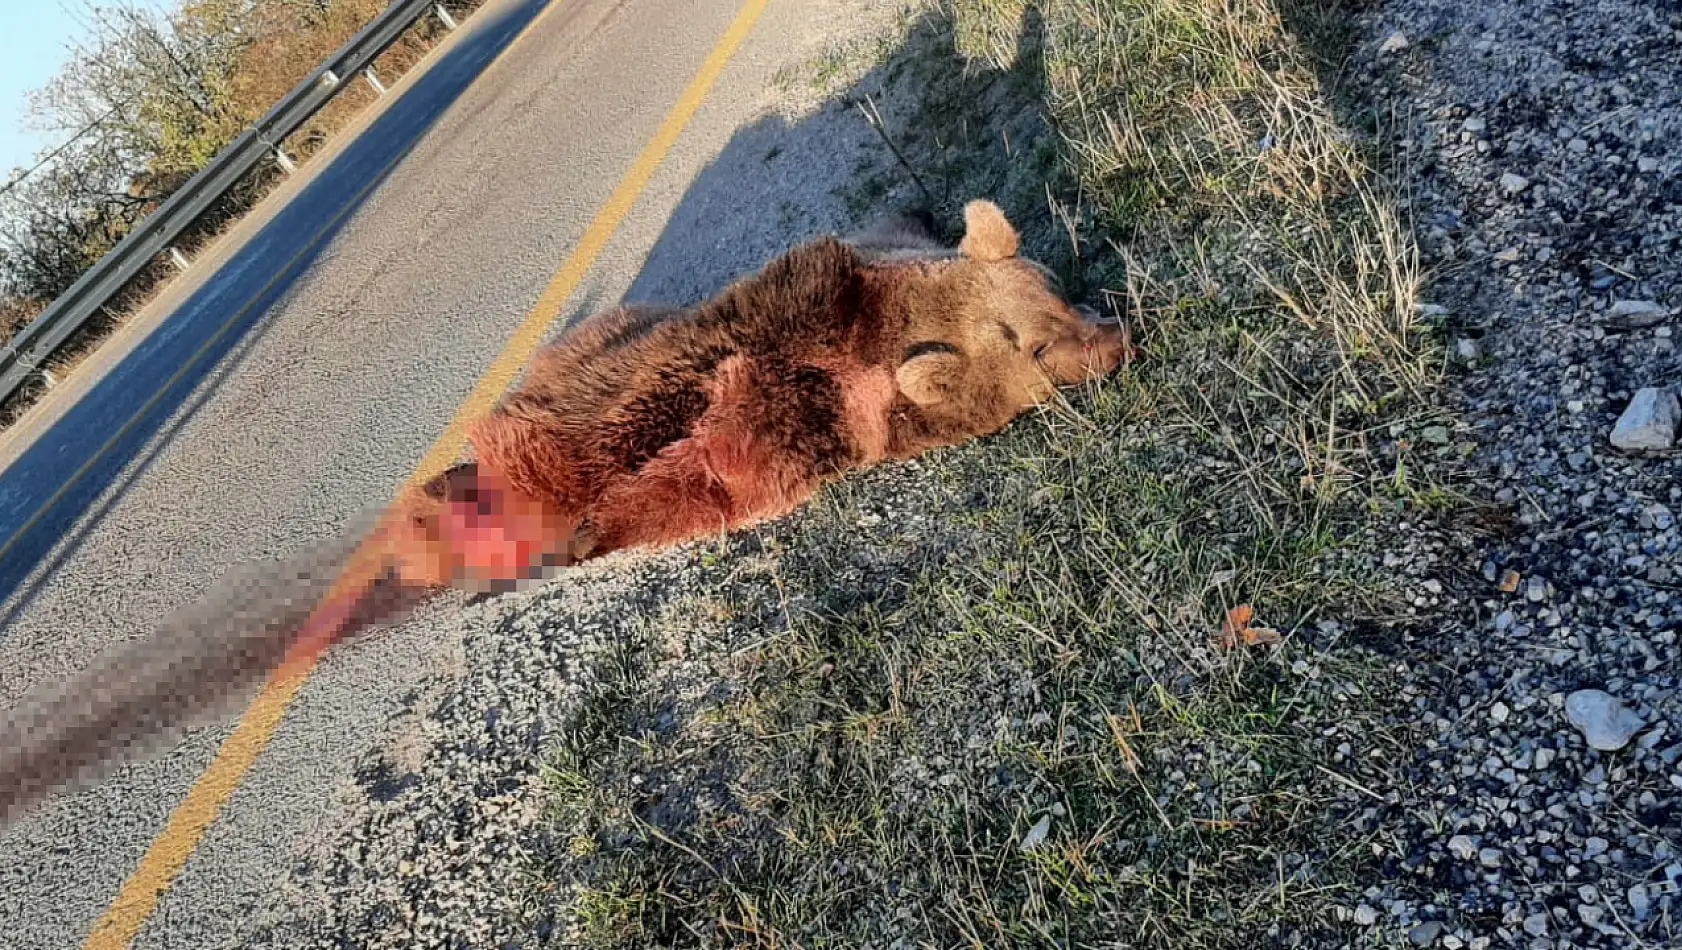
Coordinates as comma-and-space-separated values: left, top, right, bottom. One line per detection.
81, 0, 771, 946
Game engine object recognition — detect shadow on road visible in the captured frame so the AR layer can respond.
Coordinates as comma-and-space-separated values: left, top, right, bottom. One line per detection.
625, 5, 1058, 311
0, 0, 557, 622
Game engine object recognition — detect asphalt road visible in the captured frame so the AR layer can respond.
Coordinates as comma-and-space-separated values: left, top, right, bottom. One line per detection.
0, 0, 864, 944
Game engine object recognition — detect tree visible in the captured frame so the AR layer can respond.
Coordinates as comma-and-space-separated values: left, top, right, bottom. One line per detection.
0, 137, 144, 302
25, 1, 251, 181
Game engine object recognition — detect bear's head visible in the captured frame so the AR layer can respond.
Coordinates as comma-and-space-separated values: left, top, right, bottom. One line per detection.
894, 200, 1134, 435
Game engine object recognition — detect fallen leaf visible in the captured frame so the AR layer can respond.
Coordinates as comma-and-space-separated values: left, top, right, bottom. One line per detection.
1218, 604, 1252, 647
1219, 604, 1283, 648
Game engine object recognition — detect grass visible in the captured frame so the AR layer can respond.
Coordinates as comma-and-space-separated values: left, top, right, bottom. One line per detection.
514, 0, 1463, 946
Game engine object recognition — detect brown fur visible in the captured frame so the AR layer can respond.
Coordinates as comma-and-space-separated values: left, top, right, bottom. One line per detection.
389, 199, 1133, 587
0, 200, 1134, 824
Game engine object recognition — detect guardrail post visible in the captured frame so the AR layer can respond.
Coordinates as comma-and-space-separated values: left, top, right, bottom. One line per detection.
364, 67, 387, 96
168, 247, 191, 271
8, 349, 52, 389
433, 3, 458, 30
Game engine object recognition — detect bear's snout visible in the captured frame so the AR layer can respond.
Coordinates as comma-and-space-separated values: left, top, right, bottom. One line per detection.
1072, 309, 1137, 376
1087, 326, 1131, 375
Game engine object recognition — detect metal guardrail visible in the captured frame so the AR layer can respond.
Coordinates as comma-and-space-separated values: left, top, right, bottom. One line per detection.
0, 0, 466, 403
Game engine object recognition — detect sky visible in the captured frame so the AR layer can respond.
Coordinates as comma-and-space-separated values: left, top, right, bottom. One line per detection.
1, 3, 87, 177
1, 0, 174, 180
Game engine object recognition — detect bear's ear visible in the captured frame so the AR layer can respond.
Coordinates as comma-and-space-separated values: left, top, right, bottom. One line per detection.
958, 199, 1020, 261
896, 343, 964, 406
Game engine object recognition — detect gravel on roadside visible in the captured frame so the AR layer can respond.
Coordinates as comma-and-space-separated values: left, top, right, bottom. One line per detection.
1337, 0, 1682, 945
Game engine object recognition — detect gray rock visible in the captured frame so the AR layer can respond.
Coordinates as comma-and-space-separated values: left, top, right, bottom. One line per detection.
1354, 904, 1380, 926
1448, 834, 1478, 860
1479, 847, 1504, 868
1628, 883, 1652, 919
1523, 913, 1548, 937
1604, 299, 1671, 330
1018, 814, 1052, 852
1456, 338, 1483, 361
1410, 921, 1444, 946
1380, 30, 1410, 54
1500, 172, 1531, 194
1609, 387, 1679, 450
1565, 690, 1645, 751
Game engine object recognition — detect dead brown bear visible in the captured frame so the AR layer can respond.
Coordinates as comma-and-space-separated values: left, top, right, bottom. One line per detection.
0, 199, 1132, 824
388, 198, 1132, 590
